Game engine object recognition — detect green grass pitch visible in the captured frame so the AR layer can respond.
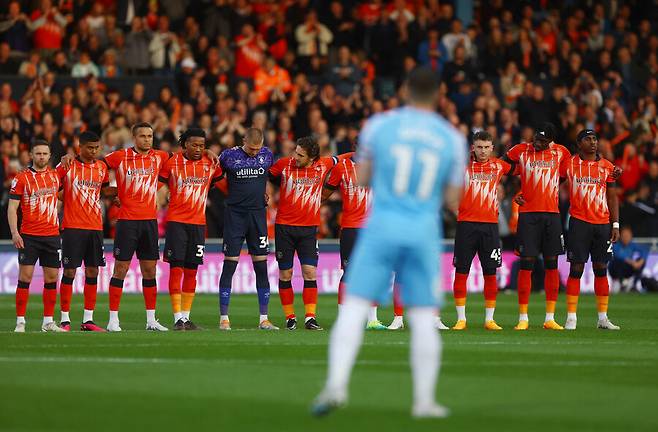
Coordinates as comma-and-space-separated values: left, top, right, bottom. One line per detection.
1, 292, 657, 432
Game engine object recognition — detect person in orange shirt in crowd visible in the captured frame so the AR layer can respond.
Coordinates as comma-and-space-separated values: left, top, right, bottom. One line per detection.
8, 139, 62, 332
254, 56, 292, 105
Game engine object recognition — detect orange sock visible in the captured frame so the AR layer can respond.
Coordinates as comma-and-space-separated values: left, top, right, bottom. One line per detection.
483, 274, 497, 308
594, 276, 609, 314
453, 272, 467, 306
518, 269, 532, 314
566, 277, 580, 313
182, 268, 197, 312
43, 282, 57, 317
83, 277, 98, 311
142, 279, 157, 310
169, 267, 183, 314
303, 280, 318, 318
279, 280, 295, 319
338, 280, 345, 305
109, 278, 124, 312
60, 276, 73, 313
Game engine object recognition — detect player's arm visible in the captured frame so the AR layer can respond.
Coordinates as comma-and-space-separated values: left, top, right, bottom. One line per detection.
268, 158, 286, 184
7, 199, 23, 249
607, 184, 620, 243
444, 134, 468, 214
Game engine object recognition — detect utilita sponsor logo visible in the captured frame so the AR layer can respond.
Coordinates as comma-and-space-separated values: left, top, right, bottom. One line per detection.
236, 167, 265, 177
528, 160, 556, 168
575, 176, 603, 185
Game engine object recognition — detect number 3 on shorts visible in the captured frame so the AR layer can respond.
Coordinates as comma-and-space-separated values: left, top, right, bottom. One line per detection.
259, 236, 268, 249
196, 245, 205, 257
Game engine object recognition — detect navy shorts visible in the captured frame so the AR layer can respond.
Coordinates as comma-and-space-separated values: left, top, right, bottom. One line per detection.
223, 207, 269, 256
165, 221, 206, 265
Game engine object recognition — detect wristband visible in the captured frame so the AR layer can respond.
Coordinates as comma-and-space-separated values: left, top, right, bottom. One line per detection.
612, 222, 620, 229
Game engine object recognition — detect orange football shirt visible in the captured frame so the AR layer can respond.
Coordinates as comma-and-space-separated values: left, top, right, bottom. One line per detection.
159, 153, 223, 226
103, 148, 169, 220
563, 155, 616, 224
506, 143, 570, 213
270, 156, 338, 226
57, 158, 109, 231
458, 156, 513, 223
325, 152, 370, 229
9, 167, 60, 236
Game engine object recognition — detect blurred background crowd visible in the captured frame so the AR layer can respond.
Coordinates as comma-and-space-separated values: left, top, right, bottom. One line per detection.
1, 0, 658, 244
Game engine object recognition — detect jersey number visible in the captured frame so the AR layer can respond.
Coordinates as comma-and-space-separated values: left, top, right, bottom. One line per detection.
196, 245, 205, 257
391, 145, 440, 200
259, 236, 268, 249
490, 248, 502, 264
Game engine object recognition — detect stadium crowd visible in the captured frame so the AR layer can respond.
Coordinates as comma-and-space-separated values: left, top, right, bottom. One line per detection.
1, 0, 658, 241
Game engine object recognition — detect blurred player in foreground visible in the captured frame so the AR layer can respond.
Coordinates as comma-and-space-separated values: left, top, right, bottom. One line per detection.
312, 67, 466, 418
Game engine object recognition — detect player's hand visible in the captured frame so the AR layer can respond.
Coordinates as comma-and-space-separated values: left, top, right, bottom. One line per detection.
205, 149, 220, 166
60, 154, 74, 169
612, 165, 623, 179
113, 197, 121, 207
12, 232, 24, 250
264, 193, 270, 205
514, 194, 526, 206
610, 227, 620, 243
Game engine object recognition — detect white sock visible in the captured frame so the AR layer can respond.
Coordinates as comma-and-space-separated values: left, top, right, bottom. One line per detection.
567, 312, 577, 321
17, 316, 25, 325
545, 312, 554, 322
146, 309, 156, 322
598, 312, 607, 321
61, 311, 70, 323
485, 307, 494, 322
43, 316, 53, 325
182, 311, 190, 320
408, 307, 441, 408
174, 312, 182, 322
259, 314, 268, 323
220, 314, 229, 322
109, 311, 119, 322
83, 309, 93, 323
456, 305, 466, 321
368, 306, 378, 322
519, 313, 528, 321
325, 295, 370, 395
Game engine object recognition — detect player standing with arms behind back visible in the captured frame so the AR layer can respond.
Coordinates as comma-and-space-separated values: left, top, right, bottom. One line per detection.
8, 139, 63, 332
313, 67, 466, 418
503, 123, 570, 330
563, 129, 620, 330
451, 130, 514, 330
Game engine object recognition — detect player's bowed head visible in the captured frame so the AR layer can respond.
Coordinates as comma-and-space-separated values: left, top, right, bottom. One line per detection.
532, 122, 557, 151
179, 128, 207, 161
294, 135, 320, 168
242, 127, 265, 157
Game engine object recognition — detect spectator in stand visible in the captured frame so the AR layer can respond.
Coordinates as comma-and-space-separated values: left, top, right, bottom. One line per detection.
610, 226, 649, 292
100, 49, 121, 77
328, 46, 361, 97
71, 51, 100, 78
18, 50, 48, 78
234, 23, 266, 80
418, 28, 447, 76
0, 42, 19, 74
124, 16, 151, 75
149, 15, 179, 76
29, 0, 69, 59
295, 10, 333, 71
254, 56, 292, 105
0, 1, 31, 55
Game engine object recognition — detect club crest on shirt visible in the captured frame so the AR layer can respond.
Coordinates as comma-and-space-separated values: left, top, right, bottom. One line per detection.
258, 155, 265, 165
11, 178, 17, 189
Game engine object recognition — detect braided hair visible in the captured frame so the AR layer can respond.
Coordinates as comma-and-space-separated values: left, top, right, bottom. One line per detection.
178, 128, 206, 148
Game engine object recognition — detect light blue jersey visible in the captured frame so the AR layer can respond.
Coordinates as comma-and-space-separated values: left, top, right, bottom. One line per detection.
345, 106, 466, 307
